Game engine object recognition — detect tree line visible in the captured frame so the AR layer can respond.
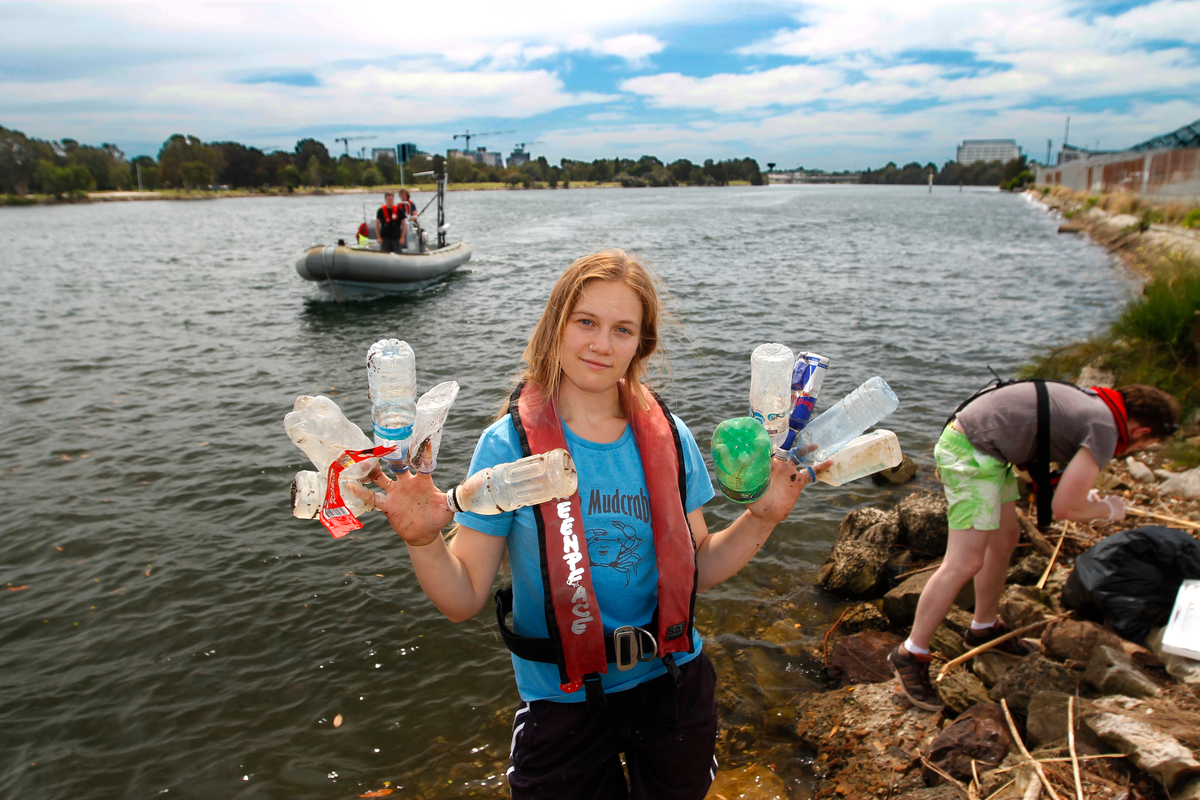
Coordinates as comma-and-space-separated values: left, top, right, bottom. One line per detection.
858, 155, 1034, 189
1, 126, 767, 198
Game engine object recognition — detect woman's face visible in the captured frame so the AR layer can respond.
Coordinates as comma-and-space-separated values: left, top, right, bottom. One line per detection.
558, 280, 643, 398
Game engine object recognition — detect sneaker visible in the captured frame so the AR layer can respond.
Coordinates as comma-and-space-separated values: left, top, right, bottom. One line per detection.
887, 645, 944, 712
963, 621, 1037, 657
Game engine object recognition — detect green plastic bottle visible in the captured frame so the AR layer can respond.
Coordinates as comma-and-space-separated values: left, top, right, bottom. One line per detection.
711, 417, 773, 503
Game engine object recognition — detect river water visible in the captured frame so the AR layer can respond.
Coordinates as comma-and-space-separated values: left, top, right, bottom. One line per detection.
0, 185, 1128, 799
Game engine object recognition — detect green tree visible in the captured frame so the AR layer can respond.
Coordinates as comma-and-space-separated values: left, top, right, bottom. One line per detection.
180, 161, 214, 189
277, 164, 302, 189
0, 126, 56, 194
33, 159, 94, 198
293, 138, 332, 171
361, 167, 381, 187
158, 135, 221, 188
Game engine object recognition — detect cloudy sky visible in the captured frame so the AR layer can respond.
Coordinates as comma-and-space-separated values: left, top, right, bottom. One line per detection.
3, 0, 1199, 170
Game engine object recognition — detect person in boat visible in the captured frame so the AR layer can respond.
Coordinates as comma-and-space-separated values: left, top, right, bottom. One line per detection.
356, 222, 370, 247
889, 381, 1179, 713
375, 191, 407, 253
356, 249, 823, 799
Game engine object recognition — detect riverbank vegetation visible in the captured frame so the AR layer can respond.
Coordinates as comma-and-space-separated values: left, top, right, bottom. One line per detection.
1, 126, 766, 201
1025, 187, 1200, 463
859, 155, 1033, 189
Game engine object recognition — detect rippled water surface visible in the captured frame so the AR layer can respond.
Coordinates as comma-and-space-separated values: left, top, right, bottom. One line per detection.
0, 186, 1129, 798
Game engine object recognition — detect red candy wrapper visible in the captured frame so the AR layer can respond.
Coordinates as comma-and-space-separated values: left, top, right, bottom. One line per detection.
319, 445, 395, 538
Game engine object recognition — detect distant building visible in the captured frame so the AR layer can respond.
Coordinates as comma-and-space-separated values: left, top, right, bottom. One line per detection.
508, 146, 531, 168
446, 149, 472, 161
371, 147, 397, 163
475, 148, 503, 167
956, 139, 1021, 165
397, 143, 421, 163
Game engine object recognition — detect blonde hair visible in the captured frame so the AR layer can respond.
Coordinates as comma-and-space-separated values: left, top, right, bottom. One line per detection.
519, 249, 665, 412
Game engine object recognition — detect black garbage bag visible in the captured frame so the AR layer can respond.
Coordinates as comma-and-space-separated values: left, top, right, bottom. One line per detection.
1062, 526, 1200, 643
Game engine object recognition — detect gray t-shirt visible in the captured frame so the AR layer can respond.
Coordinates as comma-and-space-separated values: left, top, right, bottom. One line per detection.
956, 382, 1119, 466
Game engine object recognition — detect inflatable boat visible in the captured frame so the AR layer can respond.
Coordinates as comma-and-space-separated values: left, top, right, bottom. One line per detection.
296, 241, 472, 293
295, 174, 471, 294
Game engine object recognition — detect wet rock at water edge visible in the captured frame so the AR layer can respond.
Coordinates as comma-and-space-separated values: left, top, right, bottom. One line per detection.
816, 507, 900, 597
705, 763, 787, 800
934, 670, 990, 715
1040, 618, 1127, 663
897, 491, 949, 556
924, 703, 1013, 785
1084, 645, 1161, 698
988, 655, 1078, 714
1025, 691, 1104, 751
838, 602, 891, 634
828, 631, 903, 688
872, 454, 918, 485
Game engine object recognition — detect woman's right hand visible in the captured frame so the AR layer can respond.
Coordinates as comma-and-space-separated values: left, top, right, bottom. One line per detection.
351, 467, 454, 546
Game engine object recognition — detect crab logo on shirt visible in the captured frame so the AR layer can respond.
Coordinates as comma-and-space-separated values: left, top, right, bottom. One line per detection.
586, 521, 643, 587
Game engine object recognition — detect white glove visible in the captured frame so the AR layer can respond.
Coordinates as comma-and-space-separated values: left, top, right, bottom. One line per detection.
1087, 489, 1125, 521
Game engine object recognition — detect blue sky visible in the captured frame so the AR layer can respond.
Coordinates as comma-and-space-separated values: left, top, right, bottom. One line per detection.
2, 0, 1198, 170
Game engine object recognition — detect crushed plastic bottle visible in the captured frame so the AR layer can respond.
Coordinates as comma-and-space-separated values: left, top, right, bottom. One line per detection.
366, 339, 417, 470
812, 430, 903, 485
446, 449, 577, 515
789, 377, 899, 465
284, 395, 377, 481
711, 417, 773, 504
749, 343, 795, 449
406, 381, 459, 474
291, 470, 376, 519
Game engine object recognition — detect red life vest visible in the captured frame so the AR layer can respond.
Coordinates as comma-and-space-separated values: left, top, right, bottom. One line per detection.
1090, 386, 1129, 454
398, 199, 415, 217
379, 204, 401, 223
507, 381, 697, 693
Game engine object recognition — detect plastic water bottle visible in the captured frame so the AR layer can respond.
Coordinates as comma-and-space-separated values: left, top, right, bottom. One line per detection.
366, 339, 416, 470
291, 470, 376, 519
711, 417, 773, 503
789, 377, 899, 465
446, 449, 578, 515
406, 381, 459, 473
749, 343, 795, 449
284, 395, 377, 481
812, 430, 903, 485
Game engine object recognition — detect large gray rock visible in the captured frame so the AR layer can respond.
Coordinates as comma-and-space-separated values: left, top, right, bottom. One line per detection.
935, 670, 991, 715
897, 490, 949, 555
883, 570, 974, 629
1007, 553, 1049, 586
971, 651, 1019, 688
827, 630, 903, 688
1041, 618, 1127, 663
997, 584, 1052, 630
1086, 711, 1200, 789
925, 703, 1013, 784
1161, 467, 1200, 499
988, 655, 1078, 714
1084, 645, 1160, 698
816, 507, 900, 596
1025, 691, 1104, 751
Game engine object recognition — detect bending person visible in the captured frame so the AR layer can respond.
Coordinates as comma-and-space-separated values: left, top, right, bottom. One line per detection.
889, 381, 1179, 712
356, 249, 824, 799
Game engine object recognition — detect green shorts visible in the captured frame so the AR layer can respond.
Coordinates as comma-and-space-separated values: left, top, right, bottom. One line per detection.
935, 425, 1019, 531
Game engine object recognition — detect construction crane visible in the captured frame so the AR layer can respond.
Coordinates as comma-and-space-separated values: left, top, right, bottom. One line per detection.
452, 129, 516, 152
514, 141, 543, 150
334, 135, 377, 156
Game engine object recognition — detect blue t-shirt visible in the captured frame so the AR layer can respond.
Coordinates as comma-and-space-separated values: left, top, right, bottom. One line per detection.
455, 412, 715, 703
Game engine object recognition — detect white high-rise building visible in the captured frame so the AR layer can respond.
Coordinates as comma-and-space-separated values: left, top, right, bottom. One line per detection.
956, 139, 1021, 165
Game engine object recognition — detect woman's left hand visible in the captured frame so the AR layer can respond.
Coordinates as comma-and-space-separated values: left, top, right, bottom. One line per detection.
746, 455, 829, 525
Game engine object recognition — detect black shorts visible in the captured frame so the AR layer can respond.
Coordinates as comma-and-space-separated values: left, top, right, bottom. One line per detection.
507, 652, 718, 800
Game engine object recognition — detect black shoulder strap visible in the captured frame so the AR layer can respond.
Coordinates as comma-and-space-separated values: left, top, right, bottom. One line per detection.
1031, 380, 1053, 529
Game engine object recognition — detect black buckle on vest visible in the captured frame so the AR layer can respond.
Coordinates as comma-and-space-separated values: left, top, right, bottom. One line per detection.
612, 626, 658, 671
583, 672, 606, 710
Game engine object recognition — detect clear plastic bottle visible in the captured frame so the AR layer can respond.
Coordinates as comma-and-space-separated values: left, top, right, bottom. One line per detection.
291, 470, 376, 519
406, 381, 459, 474
812, 430, 903, 485
789, 377, 899, 465
284, 395, 377, 481
749, 343, 795, 449
446, 449, 577, 515
366, 339, 417, 470
711, 417, 773, 503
